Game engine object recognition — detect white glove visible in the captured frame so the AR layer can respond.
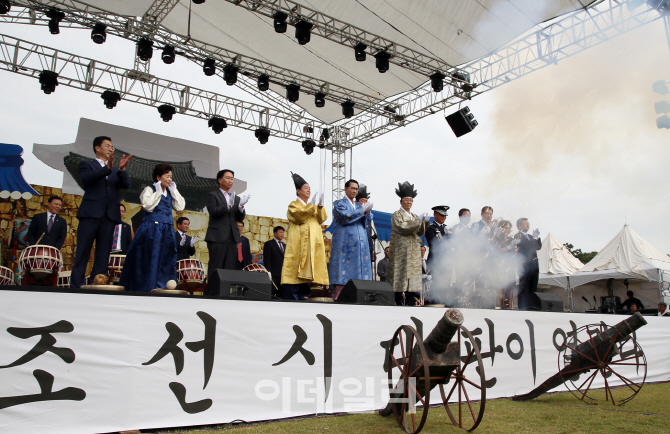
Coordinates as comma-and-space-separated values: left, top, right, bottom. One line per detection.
418, 212, 427, 222
168, 181, 177, 192
427, 275, 432, 281
179, 235, 186, 246
310, 192, 319, 205
239, 194, 250, 207
153, 180, 162, 192
423, 213, 431, 222
511, 238, 521, 247
268, 271, 272, 279
532, 228, 540, 239
362, 202, 373, 214
318, 193, 324, 207
190, 236, 199, 247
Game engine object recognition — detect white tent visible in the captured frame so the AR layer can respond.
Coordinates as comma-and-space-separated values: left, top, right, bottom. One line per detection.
537, 233, 583, 289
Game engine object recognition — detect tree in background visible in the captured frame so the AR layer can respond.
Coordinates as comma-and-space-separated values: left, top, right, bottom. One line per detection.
564, 243, 598, 264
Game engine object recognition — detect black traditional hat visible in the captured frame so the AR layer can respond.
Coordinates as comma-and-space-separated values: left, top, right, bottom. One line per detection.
356, 184, 370, 201
432, 205, 450, 216
395, 181, 417, 199
291, 171, 308, 190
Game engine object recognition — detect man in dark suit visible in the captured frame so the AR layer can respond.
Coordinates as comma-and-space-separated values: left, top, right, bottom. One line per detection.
175, 216, 198, 261
471, 206, 493, 235
71, 136, 132, 288
515, 218, 542, 311
111, 204, 133, 254
235, 221, 253, 270
26, 195, 68, 249
205, 169, 250, 289
263, 225, 285, 297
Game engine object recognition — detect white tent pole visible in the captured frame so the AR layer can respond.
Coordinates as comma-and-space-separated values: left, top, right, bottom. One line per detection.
567, 276, 573, 312
659, 269, 663, 303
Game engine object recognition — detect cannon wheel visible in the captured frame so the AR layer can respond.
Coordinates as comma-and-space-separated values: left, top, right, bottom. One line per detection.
387, 325, 431, 434
439, 325, 486, 432
558, 323, 647, 406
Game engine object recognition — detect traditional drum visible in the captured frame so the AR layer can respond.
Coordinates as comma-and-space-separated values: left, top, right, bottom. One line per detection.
0, 266, 14, 285
243, 263, 269, 273
57, 270, 71, 288
176, 259, 206, 290
18, 244, 62, 285
107, 255, 126, 283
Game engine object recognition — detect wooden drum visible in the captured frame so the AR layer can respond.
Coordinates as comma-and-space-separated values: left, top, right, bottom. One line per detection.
176, 259, 206, 290
0, 266, 14, 285
18, 244, 62, 285
108, 255, 126, 283
57, 270, 71, 288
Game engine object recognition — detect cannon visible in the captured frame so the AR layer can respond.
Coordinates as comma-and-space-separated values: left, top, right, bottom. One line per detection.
380, 309, 486, 433
513, 313, 648, 406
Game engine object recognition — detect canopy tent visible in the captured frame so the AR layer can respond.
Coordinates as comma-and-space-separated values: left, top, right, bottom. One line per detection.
537, 233, 584, 289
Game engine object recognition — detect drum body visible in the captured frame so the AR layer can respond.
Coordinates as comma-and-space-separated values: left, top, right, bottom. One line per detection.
19, 245, 63, 280
176, 259, 206, 289
0, 266, 14, 285
57, 270, 71, 288
108, 255, 126, 283
243, 263, 268, 273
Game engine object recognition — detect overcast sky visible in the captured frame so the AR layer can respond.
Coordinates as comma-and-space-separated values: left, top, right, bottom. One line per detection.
1, 15, 669, 255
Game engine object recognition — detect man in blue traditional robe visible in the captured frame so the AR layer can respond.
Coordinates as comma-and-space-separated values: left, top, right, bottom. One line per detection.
328, 179, 373, 300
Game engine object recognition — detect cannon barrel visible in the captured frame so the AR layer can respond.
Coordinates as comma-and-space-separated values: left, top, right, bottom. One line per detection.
513, 313, 647, 402
424, 308, 464, 354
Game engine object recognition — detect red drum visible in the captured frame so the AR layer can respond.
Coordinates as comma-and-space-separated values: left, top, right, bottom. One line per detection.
243, 263, 268, 273
19, 244, 62, 281
177, 259, 206, 290
57, 270, 71, 288
0, 266, 14, 285
108, 255, 126, 283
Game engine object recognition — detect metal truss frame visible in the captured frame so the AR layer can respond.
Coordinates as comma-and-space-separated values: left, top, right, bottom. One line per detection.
0, 33, 325, 142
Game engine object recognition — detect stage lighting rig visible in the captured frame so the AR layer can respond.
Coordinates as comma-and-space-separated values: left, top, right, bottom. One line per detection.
295, 20, 313, 45
302, 139, 316, 155
354, 43, 367, 61
223, 64, 238, 85
46, 9, 65, 35
203, 58, 216, 76
314, 92, 326, 107
158, 104, 176, 122
647, 0, 670, 13
375, 51, 391, 73
161, 46, 176, 64
452, 71, 474, 92
430, 71, 446, 92
255, 128, 270, 144
257, 74, 270, 91
341, 100, 355, 118
445, 106, 478, 137
101, 90, 121, 109
0, 0, 10, 15
320, 128, 330, 141
274, 11, 288, 33
193, 0, 206, 4
38, 70, 58, 94
91, 23, 106, 44
208, 116, 227, 134
136, 38, 154, 61
286, 83, 300, 102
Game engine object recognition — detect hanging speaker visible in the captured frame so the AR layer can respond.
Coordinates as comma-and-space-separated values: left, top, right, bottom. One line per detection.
445, 106, 478, 137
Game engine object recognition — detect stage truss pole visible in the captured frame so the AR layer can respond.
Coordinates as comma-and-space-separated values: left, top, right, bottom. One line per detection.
329, 126, 349, 204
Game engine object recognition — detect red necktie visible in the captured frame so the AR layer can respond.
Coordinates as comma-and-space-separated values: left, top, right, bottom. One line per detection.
238, 243, 243, 262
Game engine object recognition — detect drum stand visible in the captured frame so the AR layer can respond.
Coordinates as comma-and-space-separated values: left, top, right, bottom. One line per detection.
21, 269, 58, 287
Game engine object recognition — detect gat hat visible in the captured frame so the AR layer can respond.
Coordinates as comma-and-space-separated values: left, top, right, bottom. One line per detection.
290, 172, 308, 190
395, 181, 417, 199
432, 205, 450, 216
356, 184, 370, 201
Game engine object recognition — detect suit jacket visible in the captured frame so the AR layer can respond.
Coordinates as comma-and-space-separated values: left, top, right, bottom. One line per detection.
425, 222, 450, 264
76, 160, 131, 223
115, 222, 132, 254
26, 212, 67, 249
237, 235, 253, 269
204, 190, 245, 243
377, 257, 388, 281
470, 220, 489, 234
515, 231, 542, 271
263, 238, 285, 281
175, 231, 196, 261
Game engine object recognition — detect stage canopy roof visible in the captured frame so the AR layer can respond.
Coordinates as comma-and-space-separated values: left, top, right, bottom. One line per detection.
84, 0, 597, 123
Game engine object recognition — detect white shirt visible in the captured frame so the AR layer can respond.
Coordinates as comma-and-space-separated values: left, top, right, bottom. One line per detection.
46, 211, 56, 222
220, 189, 244, 210
399, 207, 413, 218
298, 197, 308, 206
345, 197, 355, 208
95, 158, 107, 167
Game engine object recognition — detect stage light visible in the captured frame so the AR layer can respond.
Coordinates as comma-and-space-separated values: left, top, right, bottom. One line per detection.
193, 0, 206, 4
223, 64, 238, 85
647, 0, 670, 13
341, 100, 355, 118
384, 105, 396, 114
430, 71, 446, 92
0, 0, 10, 15
38, 70, 58, 94
161, 45, 176, 64
208, 116, 227, 134
445, 106, 478, 137
158, 104, 176, 122
203, 58, 216, 76
136, 38, 153, 62
257, 74, 269, 91
46, 9, 65, 35
91, 23, 106, 44
354, 42, 367, 61
374, 51, 391, 73
451, 71, 474, 92
274, 11, 288, 33
315, 92, 326, 107
286, 83, 300, 102
294, 20, 313, 45
255, 128, 270, 144
101, 90, 121, 109
321, 128, 330, 141
302, 139, 316, 155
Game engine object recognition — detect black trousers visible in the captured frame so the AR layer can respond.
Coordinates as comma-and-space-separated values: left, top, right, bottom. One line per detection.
206, 238, 238, 286
395, 292, 420, 306
71, 215, 116, 288
518, 267, 540, 311
283, 283, 311, 300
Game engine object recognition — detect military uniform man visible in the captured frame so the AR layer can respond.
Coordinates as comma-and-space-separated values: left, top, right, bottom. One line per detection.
424, 205, 451, 304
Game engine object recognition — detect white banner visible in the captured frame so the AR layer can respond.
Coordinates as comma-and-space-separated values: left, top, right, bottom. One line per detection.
0, 289, 668, 434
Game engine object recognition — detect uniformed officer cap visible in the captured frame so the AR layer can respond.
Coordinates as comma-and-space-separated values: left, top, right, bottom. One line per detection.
432, 205, 450, 216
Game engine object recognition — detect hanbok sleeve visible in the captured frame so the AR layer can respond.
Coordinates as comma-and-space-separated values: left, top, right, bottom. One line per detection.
140, 186, 163, 212
287, 201, 317, 225
317, 205, 328, 225
171, 188, 186, 211
333, 200, 366, 225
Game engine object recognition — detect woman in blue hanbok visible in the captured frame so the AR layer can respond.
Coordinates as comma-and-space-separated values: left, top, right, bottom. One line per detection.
119, 163, 185, 292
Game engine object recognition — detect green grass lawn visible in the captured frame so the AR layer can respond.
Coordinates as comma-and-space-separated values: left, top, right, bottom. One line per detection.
160, 382, 670, 434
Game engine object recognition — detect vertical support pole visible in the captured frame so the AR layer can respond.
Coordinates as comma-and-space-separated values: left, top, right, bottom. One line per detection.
567, 276, 573, 312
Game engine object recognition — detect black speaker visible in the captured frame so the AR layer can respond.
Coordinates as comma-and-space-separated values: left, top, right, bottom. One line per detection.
335, 279, 395, 306
535, 292, 564, 312
445, 106, 478, 137
207, 269, 272, 300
